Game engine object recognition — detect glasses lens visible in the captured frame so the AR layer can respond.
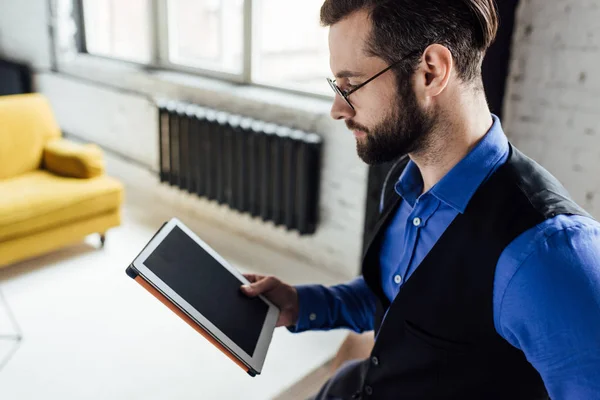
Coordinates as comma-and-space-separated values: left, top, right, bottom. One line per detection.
327, 78, 353, 109
327, 78, 339, 95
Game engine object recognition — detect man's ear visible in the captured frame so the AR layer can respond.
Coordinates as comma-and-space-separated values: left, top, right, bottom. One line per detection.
414, 44, 453, 101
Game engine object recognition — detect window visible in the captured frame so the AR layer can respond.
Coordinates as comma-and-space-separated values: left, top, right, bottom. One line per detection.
253, 0, 330, 95
80, 0, 331, 95
82, 0, 153, 64
165, 0, 244, 74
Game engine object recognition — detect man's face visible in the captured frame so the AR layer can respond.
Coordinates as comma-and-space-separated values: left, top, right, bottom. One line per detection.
328, 10, 435, 165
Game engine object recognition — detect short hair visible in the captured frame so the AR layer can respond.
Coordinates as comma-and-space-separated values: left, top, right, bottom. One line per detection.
321, 0, 499, 82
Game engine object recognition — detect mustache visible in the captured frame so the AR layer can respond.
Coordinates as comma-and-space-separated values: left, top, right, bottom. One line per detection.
346, 120, 370, 134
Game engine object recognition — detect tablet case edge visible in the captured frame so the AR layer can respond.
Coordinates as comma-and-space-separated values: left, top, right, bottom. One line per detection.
126, 220, 258, 377
132, 273, 257, 377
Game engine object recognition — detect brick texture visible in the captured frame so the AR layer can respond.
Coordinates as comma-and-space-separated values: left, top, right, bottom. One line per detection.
504, 0, 600, 216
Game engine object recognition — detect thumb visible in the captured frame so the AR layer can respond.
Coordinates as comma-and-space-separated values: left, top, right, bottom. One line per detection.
241, 276, 278, 297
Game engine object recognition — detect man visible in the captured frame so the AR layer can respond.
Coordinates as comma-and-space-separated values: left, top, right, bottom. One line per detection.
242, 1, 600, 398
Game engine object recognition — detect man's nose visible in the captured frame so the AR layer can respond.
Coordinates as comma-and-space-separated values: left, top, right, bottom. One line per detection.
330, 95, 355, 121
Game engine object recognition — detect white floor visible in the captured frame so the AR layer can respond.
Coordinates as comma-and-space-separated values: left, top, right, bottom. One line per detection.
0, 155, 351, 400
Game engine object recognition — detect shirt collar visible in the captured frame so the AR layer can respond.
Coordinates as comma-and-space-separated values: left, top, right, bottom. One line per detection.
395, 114, 509, 213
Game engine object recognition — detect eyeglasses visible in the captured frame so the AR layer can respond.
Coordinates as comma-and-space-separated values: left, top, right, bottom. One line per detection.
327, 50, 421, 110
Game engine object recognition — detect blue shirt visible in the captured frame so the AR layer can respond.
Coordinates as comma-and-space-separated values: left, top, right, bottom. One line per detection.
289, 116, 600, 398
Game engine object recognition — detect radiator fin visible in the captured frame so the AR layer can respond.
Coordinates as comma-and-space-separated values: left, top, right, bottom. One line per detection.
158, 100, 323, 235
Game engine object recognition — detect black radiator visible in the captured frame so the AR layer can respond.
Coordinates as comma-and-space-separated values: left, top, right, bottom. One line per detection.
158, 100, 323, 235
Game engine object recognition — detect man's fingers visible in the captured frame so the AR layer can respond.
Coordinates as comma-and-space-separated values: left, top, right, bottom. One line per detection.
243, 274, 260, 283
240, 274, 264, 296
251, 276, 280, 294
241, 276, 279, 297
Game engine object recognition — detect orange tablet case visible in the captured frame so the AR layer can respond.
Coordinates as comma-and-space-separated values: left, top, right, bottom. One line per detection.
126, 222, 258, 377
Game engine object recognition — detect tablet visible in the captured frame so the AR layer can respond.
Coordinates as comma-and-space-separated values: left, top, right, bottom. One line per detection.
126, 217, 280, 376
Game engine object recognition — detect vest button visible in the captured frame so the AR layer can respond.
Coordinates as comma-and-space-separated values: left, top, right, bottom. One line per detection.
371, 356, 379, 366
364, 385, 373, 396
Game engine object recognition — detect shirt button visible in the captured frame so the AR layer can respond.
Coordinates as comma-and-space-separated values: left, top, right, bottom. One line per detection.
394, 275, 402, 284
309, 313, 317, 321
364, 385, 373, 396
371, 356, 379, 366
413, 217, 421, 227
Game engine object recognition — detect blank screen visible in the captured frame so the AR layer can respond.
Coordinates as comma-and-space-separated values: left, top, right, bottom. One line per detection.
144, 226, 268, 356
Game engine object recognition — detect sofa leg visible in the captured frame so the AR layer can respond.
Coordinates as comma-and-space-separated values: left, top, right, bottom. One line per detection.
99, 233, 106, 248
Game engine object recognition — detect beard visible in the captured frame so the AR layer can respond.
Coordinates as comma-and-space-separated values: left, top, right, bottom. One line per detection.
347, 80, 436, 165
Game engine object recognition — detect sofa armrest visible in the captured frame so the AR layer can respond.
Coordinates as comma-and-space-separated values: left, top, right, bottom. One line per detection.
42, 138, 105, 179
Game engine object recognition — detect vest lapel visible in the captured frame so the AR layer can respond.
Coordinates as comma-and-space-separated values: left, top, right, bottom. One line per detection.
361, 194, 402, 308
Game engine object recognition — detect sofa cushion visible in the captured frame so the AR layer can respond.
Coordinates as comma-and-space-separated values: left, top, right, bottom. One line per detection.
0, 170, 123, 241
0, 94, 62, 180
43, 139, 105, 179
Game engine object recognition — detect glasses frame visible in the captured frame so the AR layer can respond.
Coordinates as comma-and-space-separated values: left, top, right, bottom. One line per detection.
327, 50, 421, 110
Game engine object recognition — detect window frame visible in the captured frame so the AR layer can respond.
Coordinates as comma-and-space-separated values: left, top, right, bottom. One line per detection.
76, 0, 332, 98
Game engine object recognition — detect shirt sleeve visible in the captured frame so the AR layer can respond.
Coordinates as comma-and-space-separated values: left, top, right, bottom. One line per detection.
287, 276, 377, 334
496, 219, 600, 399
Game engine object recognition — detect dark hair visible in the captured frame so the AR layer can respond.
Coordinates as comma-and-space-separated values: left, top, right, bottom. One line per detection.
320, 0, 499, 83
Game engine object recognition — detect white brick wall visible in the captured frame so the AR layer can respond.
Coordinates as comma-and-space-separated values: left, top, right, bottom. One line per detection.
36, 74, 160, 169
0, 0, 51, 69
504, 0, 600, 216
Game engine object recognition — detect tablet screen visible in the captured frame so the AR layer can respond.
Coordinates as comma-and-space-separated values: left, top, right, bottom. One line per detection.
144, 226, 269, 357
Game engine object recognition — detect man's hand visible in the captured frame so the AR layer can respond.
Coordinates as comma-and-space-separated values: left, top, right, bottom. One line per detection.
240, 274, 299, 328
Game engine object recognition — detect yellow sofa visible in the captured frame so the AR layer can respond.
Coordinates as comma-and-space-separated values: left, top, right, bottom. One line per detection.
0, 93, 124, 268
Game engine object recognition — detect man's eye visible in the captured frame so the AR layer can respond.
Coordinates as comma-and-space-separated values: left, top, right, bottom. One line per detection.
343, 83, 358, 93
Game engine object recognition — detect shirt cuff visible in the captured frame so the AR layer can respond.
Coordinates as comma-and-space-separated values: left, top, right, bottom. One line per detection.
286, 284, 330, 333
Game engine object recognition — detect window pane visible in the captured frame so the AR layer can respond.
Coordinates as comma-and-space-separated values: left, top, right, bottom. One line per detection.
253, 0, 330, 95
83, 0, 152, 64
167, 0, 244, 74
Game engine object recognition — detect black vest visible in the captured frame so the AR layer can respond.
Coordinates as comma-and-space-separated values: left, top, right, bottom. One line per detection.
327, 145, 590, 399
